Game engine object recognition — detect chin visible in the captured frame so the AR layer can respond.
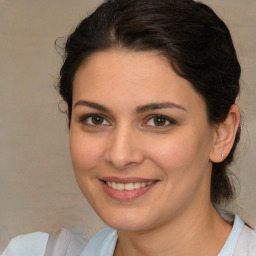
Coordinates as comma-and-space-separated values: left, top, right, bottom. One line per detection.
105, 219, 150, 232
97, 207, 157, 232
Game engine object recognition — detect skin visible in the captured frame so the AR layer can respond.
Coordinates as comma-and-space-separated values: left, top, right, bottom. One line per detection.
70, 49, 239, 256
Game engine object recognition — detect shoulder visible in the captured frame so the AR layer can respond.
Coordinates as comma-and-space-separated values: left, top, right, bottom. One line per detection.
234, 225, 256, 256
218, 210, 256, 256
81, 227, 117, 256
44, 228, 89, 256
2, 229, 90, 256
2, 232, 49, 256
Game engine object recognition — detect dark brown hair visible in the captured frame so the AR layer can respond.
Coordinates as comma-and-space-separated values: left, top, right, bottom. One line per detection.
58, 0, 241, 205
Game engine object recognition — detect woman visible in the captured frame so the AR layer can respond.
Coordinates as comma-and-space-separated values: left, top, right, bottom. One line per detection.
3, 0, 256, 255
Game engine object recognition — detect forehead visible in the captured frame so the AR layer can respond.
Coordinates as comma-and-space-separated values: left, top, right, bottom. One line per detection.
72, 49, 205, 113
75, 49, 171, 84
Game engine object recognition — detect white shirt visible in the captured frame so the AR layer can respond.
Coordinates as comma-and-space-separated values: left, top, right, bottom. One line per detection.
2, 213, 256, 256
1, 232, 48, 256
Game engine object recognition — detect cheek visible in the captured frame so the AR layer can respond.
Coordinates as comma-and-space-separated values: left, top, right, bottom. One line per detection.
69, 132, 104, 174
149, 128, 212, 177
150, 130, 213, 206
150, 134, 195, 166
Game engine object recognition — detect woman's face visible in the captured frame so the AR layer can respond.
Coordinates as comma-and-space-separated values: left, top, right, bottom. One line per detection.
70, 49, 217, 231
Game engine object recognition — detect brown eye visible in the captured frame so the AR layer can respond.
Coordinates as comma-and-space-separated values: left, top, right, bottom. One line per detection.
80, 114, 110, 126
143, 115, 176, 127
91, 116, 104, 125
153, 116, 168, 126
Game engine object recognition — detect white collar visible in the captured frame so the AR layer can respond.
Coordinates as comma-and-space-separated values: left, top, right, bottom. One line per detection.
81, 227, 117, 256
81, 211, 244, 256
218, 211, 244, 255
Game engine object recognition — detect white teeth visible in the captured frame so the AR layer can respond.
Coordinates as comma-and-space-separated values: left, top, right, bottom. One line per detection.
116, 183, 125, 190
124, 183, 134, 191
134, 182, 141, 189
141, 182, 146, 188
106, 181, 153, 190
112, 182, 117, 189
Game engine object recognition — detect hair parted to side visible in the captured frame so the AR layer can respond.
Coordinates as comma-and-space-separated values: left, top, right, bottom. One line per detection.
57, 0, 241, 206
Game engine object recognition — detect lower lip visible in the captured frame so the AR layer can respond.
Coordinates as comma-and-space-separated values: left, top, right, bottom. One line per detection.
101, 181, 157, 201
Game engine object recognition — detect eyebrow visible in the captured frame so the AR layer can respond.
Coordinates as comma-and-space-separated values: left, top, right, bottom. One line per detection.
73, 100, 187, 113
136, 102, 187, 113
73, 100, 110, 112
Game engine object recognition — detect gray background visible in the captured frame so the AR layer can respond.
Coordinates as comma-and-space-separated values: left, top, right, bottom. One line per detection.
0, 0, 255, 253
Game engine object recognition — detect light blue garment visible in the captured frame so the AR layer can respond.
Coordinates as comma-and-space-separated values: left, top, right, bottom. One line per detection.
80, 213, 246, 256
218, 212, 244, 255
2, 212, 256, 255
1, 232, 48, 256
81, 227, 117, 256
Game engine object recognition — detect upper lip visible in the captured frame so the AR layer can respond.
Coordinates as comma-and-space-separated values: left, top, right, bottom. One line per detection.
100, 176, 158, 184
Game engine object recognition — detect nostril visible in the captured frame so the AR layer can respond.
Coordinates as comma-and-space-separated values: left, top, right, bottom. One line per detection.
103, 131, 144, 169
106, 157, 143, 170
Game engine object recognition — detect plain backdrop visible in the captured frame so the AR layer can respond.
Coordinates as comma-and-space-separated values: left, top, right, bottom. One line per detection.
0, 0, 255, 253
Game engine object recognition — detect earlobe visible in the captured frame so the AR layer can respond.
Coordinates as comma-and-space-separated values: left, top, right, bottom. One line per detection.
210, 104, 240, 163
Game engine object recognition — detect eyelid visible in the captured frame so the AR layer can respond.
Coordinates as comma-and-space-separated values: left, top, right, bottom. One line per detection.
78, 113, 176, 128
143, 114, 176, 127
79, 113, 111, 126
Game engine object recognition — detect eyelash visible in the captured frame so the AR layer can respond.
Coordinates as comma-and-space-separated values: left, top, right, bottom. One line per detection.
78, 114, 176, 128
143, 115, 176, 128
79, 114, 111, 126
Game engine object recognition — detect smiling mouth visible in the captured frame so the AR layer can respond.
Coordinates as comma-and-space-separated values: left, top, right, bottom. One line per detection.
100, 177, 158, 200
105, 181, 153, 191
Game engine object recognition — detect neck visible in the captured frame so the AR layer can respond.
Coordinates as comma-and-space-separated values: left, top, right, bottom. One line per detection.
114, 204, 232, 256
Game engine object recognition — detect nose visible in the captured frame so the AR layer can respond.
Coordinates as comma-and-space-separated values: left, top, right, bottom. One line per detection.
104, 125, 144, 169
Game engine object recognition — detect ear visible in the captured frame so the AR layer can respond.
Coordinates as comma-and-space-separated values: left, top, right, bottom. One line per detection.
210, 104, 240, 163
